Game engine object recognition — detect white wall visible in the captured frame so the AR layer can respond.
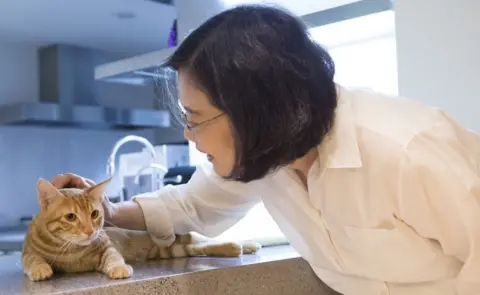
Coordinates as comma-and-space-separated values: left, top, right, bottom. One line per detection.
176, 0, 228, 42
395, 0, 480, 131
310, 10, 397, 95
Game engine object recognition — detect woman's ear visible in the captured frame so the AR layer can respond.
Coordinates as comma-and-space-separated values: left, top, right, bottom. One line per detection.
85, 177, 112, 203
37, 178, 64, 211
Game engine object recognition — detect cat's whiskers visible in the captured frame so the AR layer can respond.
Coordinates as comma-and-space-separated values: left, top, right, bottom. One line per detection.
103, 231, 127, 246
76, 243, 91, 257
98, 236, 113, 248
103, 221, 129, 238
51, 240, 73, 264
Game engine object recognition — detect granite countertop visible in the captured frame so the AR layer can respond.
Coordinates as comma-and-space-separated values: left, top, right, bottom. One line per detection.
0, 246, 339, 295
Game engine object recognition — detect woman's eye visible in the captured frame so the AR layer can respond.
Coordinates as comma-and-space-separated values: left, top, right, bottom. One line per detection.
91, 210, 99, 219
183, 118, 194, 127
186, 121, 198, 128
65, 213, 76, 222
181, 113, 197, 128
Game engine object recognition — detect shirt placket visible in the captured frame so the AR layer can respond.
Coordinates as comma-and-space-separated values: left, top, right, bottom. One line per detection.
285, 167, 345, 271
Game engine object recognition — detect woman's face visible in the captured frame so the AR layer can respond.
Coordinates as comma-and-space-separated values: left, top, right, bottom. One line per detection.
178, 70, 236, 176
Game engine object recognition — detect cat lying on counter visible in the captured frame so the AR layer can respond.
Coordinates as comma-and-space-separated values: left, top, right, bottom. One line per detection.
21, 178, 261, 281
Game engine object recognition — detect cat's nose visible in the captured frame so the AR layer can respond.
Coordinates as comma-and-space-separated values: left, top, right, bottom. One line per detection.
84, 229, 94, 237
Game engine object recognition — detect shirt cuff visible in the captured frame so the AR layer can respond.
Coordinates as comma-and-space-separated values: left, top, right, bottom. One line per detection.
131, 191, 176, 247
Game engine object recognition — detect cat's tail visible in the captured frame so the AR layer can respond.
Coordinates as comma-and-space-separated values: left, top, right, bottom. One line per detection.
105, 228, 262, 261
164, 240, 262, 259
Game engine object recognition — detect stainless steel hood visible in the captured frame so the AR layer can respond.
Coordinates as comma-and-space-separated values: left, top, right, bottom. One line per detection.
94, 0, 393, 86
0, 44, 170, 130
95, 0, 230, 85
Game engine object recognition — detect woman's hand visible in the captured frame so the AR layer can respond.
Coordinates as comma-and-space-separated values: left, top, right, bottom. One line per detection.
50, 172, 94, 189
50, 173, 118, 224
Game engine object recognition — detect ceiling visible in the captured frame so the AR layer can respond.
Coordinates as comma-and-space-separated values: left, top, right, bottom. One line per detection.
222, 0, 360, 16
0, 0, 176, 54
0, 0, 359, 55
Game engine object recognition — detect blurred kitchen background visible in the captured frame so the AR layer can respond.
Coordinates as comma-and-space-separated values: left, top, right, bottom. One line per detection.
0, 0, 478, 256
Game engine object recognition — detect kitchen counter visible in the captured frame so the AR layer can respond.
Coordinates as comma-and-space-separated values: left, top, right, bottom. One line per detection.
0, 246, 340, 295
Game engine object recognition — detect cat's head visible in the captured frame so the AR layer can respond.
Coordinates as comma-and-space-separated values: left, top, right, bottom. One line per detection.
36, 177, 111, 246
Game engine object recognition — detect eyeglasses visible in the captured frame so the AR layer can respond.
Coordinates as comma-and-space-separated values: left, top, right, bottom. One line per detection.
182, 112, 224, 134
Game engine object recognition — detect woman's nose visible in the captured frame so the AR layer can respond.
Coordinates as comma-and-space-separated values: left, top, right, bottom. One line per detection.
184, 127, 195, 142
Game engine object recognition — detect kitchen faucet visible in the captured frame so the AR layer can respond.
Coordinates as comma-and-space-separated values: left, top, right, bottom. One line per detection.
133, 163, 168, 191
106, 135, 158, 202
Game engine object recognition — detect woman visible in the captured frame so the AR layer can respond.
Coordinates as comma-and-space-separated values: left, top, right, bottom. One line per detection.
51, 5, 480, 295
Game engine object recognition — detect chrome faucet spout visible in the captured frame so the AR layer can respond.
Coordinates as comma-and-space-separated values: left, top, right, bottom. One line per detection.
133, 163, 168, 191
106, 135, 158, 201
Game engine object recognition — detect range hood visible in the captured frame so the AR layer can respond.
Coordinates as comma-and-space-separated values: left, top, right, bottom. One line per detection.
0, 44, 170, 130
95, 0, 230, 85
94, 0, 393, 85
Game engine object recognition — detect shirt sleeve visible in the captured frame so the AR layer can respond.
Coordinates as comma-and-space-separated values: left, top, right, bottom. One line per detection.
131, 162, 261, 245
399, 115, 480, 295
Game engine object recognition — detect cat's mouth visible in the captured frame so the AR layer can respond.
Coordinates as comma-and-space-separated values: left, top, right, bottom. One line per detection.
68, 233, 99, 246
75, 240, 93, 246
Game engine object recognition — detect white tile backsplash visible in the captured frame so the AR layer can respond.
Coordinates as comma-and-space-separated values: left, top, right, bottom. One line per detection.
0, 125, 155, 229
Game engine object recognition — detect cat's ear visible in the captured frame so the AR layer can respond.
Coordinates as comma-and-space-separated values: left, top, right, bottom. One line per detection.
86, 177, 111, 202
37, 178, 64, 211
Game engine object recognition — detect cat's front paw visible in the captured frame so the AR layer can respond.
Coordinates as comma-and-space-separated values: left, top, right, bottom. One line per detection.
242, 241, 262, 254
27, 264, 53, 281
215, 242, 243, 257
107, 264, 133, 279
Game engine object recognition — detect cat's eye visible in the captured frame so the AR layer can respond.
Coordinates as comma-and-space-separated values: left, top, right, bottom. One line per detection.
65, 213, 76, 222
91, 210, 99, 219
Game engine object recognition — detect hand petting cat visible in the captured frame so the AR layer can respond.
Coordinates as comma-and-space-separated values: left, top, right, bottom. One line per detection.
51, 172, 94, 189
50, 173, 117, 224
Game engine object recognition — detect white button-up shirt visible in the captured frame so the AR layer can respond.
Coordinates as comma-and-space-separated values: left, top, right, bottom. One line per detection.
134, 86, 480, 295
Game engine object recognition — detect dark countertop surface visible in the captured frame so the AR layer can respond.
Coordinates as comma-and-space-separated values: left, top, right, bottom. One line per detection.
0, 246, 334, 295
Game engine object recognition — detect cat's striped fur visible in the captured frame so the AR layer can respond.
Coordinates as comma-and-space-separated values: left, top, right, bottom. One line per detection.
22, 178, 261, 281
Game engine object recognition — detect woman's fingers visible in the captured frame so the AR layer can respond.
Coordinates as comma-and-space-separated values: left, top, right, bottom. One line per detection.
84, 178, 96, 187
50, 174, 70, 189
50, 173, 95, 189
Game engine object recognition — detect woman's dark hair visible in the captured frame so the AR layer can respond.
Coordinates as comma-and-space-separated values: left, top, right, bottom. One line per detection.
163, 4, 337, 182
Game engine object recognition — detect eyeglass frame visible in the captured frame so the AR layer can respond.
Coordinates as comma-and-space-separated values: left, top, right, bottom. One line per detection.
182, 112, 225, 134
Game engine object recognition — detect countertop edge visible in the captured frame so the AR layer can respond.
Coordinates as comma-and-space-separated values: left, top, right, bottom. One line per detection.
4, 245, 343, 295
63, 246, 302, 293
57, 255, 338, 295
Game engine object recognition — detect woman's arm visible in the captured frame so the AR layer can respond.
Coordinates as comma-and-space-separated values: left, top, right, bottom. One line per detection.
106, 200, 146, 231
51, 165, 261, 246
113, 163, 261, 245
399, 117, 480, 295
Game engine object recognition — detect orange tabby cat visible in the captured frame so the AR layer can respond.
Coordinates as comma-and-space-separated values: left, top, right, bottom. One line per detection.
22, 178, 261, 281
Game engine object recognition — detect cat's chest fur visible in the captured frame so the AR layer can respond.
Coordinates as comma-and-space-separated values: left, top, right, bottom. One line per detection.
50, 252, 101, 273
52, 256, 99, 273
45, 240, 109, 273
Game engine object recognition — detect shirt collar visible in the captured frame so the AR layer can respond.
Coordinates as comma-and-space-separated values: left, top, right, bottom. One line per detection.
317, 85, 363, 169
